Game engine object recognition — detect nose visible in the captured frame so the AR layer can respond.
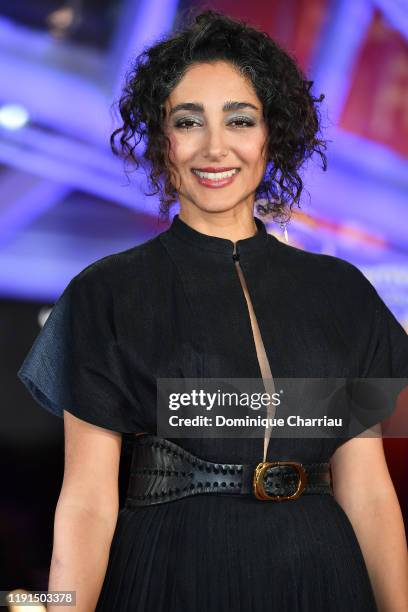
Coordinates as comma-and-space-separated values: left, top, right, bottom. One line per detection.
202, 124, 229, 160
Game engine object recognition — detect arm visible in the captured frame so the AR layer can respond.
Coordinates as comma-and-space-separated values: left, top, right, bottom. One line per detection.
47, 411, 123, 612
330, 426, 408, 612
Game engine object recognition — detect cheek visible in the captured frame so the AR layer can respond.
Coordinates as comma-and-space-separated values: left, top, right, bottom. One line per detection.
238, 139, 268, 169
167, 133, 198, 166
166, 133, 179, 165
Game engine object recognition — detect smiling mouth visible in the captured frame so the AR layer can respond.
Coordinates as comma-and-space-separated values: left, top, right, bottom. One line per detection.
190, 167, 240, 189
191, 168, 240, 179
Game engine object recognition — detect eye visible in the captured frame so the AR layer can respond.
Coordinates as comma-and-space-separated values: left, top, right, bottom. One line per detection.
174, 118, 201, 130
228, 117, 255, 128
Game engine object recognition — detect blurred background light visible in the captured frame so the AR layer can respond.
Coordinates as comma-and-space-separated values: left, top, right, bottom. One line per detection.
0, 103, 29, 130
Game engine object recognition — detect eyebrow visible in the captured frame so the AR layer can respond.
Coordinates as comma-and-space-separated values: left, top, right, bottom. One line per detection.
169, 101, 259, 116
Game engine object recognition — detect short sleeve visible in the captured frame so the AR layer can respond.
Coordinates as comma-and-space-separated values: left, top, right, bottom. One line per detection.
17, 273, 148, 434
347, 270, 408, 436
363, 283, 408, 378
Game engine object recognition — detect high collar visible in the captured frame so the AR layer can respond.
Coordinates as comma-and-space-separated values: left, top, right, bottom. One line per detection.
166, 213, 270, 256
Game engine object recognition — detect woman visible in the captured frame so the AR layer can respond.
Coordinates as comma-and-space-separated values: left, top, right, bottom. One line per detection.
18, 10, 408, 612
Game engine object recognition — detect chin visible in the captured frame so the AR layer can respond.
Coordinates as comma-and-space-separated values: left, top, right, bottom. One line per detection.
198, 200, 245, 214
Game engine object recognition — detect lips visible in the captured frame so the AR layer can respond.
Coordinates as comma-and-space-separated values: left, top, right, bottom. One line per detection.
191, 168, 240, 179
192, 167, 239, 172
191, 167, 240, 189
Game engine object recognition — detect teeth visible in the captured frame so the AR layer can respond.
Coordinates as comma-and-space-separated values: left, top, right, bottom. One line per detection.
192, 169, 239, 180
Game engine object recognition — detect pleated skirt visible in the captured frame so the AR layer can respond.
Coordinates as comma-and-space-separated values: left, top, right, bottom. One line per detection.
95, 492, 377, 611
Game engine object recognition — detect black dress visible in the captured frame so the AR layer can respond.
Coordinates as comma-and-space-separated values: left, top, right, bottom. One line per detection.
18, 213, 408, 611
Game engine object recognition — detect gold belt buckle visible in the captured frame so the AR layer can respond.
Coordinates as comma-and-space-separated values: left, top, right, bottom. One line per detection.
253, 461, 308, 501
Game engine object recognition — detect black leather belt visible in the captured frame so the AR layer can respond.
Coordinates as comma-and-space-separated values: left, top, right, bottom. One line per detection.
125, 435, 333, 508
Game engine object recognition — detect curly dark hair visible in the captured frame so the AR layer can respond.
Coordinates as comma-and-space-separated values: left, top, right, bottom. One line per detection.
110, 9, 328, 223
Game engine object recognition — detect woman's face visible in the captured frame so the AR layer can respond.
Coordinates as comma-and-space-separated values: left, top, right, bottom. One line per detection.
163, 61, 269, 215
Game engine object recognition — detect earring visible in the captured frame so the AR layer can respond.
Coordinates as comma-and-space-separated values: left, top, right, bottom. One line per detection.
280, 221, 289, 243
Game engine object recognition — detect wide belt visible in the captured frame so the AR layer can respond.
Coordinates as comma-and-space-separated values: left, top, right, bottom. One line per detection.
125, 435, 333, 508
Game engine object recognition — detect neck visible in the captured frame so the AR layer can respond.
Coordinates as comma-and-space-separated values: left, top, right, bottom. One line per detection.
178, 208, 258, 244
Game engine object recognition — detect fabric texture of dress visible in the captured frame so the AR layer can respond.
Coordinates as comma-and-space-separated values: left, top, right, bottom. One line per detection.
17, 213, 408, 611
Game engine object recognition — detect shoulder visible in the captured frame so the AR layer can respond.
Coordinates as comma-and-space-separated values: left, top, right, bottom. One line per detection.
271, 237, 375, 298
70, 234, 167, 292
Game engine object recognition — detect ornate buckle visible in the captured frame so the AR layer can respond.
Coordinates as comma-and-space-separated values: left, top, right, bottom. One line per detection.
253, 461, 308, 501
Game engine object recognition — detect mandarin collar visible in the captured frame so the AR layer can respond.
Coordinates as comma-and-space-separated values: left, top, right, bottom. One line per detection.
166, 213, 270, 256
